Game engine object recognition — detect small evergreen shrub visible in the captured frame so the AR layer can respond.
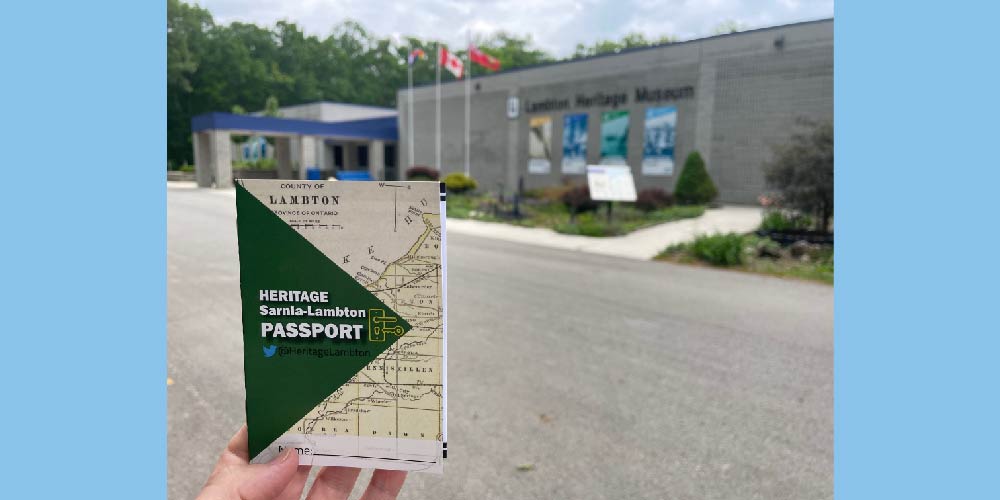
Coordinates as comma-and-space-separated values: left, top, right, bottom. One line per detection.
635, 188, 674, 212
690, 233, 745, 266
443, 172, 477, 193
405, 165, 440, 181
674, 151, 718, 205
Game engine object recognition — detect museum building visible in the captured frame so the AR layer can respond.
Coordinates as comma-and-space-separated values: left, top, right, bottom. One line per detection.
396, 18, 833, 204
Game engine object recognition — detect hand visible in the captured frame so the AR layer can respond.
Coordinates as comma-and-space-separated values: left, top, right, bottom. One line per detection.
197, 424, 408, 500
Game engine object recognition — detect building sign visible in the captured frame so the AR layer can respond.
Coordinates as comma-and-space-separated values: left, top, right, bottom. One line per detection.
641, 106, 677, 176
599, 110, 629, 165
506, 96, 519, 119
586, 165, 637, 202
561, 113, 588, 174
523, 85, 694, 114
528, 116, 553, 174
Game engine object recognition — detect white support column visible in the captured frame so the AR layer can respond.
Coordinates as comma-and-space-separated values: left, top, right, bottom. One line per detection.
370, 140, 385, 180
193, 132, 212, 187
299, 135, 317, 179
210, 129, 232, 188
314, 137, 326, 177
275, 137, 293, 179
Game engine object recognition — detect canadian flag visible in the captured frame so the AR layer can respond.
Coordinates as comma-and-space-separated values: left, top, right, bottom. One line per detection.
469, 45, 501, 71
439, 46, 464, 79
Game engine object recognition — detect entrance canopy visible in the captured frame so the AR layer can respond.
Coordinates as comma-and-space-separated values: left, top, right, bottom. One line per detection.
190, 112, 398, 188
192, 112, 397, 141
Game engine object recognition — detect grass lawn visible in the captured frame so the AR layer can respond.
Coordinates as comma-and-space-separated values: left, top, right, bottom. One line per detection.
446, 193, 705, 237
657, 233, 833, 284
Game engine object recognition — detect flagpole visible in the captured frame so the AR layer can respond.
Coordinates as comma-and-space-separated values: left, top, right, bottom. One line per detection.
435, 43, 441, 172
464, 32, 471, 177
407, 56, 415, 170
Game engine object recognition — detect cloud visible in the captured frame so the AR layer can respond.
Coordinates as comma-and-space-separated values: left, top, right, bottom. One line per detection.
195, 0, 833, 57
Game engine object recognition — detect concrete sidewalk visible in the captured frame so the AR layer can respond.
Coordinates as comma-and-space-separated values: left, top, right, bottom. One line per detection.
167, 183, 761, 261
447, 205, 763, 260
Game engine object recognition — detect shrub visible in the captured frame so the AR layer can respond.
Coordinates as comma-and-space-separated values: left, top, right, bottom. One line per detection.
524, 184, 572, 203
674, 151, 718, 205
635, 187, 674, 212
560, 185, 599, 216
405, 165, 439, 181
443, 172, 477, 193
232, 158, 276, 170
179, 164, 195, 173
690, 233, 745, 266
764, 119, 833, 232
760, 210, 814, 231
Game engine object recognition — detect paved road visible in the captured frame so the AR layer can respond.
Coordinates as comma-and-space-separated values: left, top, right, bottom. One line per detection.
168, 185, 832, 500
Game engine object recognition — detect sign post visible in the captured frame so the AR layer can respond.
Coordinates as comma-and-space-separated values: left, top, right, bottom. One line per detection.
586, 165, 637, 225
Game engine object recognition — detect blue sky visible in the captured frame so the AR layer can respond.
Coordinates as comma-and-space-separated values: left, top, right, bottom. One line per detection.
196, 0, 833, 57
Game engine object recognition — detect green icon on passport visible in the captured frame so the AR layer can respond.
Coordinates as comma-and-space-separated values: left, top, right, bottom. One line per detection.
368, 309, 404, 341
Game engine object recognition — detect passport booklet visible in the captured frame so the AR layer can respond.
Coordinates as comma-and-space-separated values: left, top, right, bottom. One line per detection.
235, 179, 447, 473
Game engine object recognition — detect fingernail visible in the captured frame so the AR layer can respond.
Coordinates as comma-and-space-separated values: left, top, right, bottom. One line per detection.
275, 448, 296, 464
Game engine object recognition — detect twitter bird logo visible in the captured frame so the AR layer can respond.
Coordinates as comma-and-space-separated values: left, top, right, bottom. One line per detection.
263, 345, 277, 358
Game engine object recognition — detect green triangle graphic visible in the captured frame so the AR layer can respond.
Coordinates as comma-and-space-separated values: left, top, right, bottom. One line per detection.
235, 182, 412, 460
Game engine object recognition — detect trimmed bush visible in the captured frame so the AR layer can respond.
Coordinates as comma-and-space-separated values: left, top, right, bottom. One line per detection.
405, 165, 439, 181
674, 151, 718, 205
560, 184, 599, 217
179, 164, 195, 173
759, 210, 814, 231
443, 172, 477, 193
635, 187, 674, 212
690, 233, 745, 266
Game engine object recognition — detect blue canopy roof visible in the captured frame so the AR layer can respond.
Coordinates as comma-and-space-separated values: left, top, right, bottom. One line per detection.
191, 112, 398, 141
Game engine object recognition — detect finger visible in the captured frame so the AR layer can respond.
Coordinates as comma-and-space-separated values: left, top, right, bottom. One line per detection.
220, 424, 250, 465
237, 447, 299, 500
305, 466, 362, 500
358, 470, 407, 500
274, 465, 312, 500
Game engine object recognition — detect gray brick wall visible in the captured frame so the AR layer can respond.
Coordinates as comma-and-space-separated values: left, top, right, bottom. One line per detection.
398, 19, 833, 203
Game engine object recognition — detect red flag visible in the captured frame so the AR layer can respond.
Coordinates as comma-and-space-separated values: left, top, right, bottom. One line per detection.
439, 46, 464, 79
469, 45, 501, 71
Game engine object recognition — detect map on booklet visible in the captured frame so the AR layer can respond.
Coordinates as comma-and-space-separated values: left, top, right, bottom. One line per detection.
235, 179, 447, 473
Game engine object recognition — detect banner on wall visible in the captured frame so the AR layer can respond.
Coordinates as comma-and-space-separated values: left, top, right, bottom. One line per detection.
561, 113, 588, 174
528, 116, 553, 174
599, 110, 629, 165
641, 106, 677, 176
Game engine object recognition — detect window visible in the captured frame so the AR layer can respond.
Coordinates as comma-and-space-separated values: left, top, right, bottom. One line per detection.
333, 145, 344, 168
384, 144, 396, 168
357, 145, 369, 168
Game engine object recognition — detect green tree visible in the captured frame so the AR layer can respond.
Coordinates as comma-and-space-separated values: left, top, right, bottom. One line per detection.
572, 32, 675, 59
264, 96, 281, 117
764, 119, 834, 232
170, 1, 658, 168
167, 0, 214, 165
674, 151, 718, 205
478, 32, 554, 69
712, 20, 748, 35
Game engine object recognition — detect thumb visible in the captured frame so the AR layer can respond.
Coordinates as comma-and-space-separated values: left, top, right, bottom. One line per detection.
237, 447, 300, 500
